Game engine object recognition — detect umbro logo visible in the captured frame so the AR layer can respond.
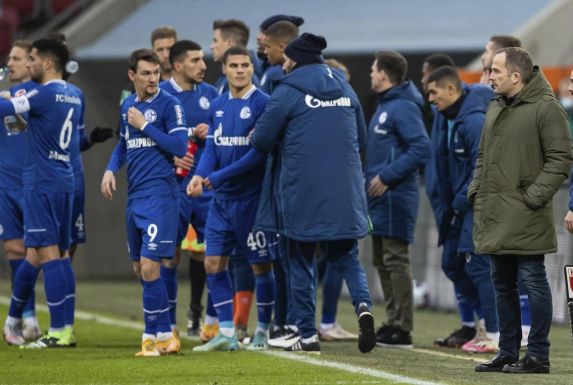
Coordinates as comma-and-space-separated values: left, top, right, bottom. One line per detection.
215, 110, 224, 118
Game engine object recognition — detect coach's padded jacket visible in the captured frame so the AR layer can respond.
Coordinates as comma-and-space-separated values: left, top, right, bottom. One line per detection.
432, 84, 493, 253
468, 68, 572, 255
366, 81, 429, 244
251, 63, 369, 241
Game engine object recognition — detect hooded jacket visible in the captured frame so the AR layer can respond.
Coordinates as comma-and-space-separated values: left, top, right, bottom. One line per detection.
251, 63, 369, 241
468, 68, 572, 255
365, 81, 429, 244
432, 84, 493, 252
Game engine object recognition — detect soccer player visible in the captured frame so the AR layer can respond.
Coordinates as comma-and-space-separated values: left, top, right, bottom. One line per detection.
1, 36, 82, 348
120, 27, 178, 105
158, 40, 218, 337
0, 40, 41, 343
260, 21, 297, 95
211, 19, 261, 95
188, 46, 275, 351
152, 27, 178, 82
101, 48, 187, 357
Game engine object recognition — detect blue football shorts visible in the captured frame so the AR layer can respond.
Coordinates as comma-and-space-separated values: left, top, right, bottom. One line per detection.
126, 195, 179, 262
176, 192, 211, 246
205, 193, 273, 264
0, 189, 24, 240
71, 189, 86, 245
23, 191, 73, 250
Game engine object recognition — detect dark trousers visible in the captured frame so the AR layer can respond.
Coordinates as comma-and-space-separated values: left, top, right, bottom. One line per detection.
489, 254, 552, 359
280, 238, 372, 339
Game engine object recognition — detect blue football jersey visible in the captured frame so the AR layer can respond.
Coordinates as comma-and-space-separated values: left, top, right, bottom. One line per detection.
68, 83, 86, 192
0, 80, 38, 190
158, 78, 218, 189
197, 86, 269, 199
260, 64, 283, 95
0, 80, 82, 193
108, 89, 188, 198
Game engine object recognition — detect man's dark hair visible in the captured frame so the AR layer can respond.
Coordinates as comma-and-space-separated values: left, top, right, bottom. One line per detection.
213, 19, 249, 48
490, 35, 522, 50
265, 21, 299, 44
150, 26, 177, 46
12, 39, 32, 53
423, 53, 455, 72
222, 46, 251, 64
32, 35, 70, 73
497, 47, 534, 84
169, 40, 202, 66
375, 51, 408, 84
129, 48, 160, 72
427, 66, 461, 92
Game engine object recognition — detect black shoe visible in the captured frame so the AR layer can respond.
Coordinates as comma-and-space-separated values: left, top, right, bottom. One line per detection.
375, 324, 395, 340
284, 336, 320, 354
187, 305, 203, 337
269, 325, 284, 340
434, 326, 476, 348
502, 355, 550, 374
357, 303, 376, 353
475, 353, 519, 372
377, 327, 413, 348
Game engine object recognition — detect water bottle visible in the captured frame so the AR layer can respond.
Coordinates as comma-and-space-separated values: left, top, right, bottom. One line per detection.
176, 135, 199, 177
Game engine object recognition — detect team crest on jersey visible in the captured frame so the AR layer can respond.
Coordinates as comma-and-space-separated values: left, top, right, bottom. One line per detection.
144, 109, 157, 123
378, 112, 388, 124
15, 89, 27, 97
199, 96, 210, 110
215, 110, 224, 118
240, 107, 252, 119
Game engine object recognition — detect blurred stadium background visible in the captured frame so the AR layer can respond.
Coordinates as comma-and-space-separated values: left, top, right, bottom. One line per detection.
1, 0, 573, 323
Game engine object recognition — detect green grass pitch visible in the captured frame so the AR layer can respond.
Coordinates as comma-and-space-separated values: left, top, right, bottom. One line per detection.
1, 281, 573, 384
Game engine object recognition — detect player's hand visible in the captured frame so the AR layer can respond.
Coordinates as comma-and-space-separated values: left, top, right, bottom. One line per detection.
204, 177, 212, 189
101, 170, 116, 200
194, 123, 209, 139
90, 126, 113, 143
565, 211, 573, 233
187, 175, 204, 197
174, 152, 194, 171
0, 91, 11, 100
127, 107, 147, 130
368, 175, 388, 198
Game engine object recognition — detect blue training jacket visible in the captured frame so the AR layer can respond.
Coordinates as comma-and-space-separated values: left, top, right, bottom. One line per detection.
251, 63, 369, 241
431, 83, 493, 252
366, 81, 429, 244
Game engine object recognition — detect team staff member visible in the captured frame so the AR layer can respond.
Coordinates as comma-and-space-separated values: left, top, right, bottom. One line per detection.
367, 51, 429, 348
251, 33, 376, 354
472, 48, 572, 374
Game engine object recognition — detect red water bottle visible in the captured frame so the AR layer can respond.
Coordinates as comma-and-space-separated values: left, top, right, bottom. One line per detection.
176, 136, 199, 177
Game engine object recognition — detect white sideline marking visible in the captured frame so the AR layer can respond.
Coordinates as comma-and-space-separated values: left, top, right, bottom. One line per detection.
0, 295, 448, 385
411, 348, 481, 362
262, 351, 445, 385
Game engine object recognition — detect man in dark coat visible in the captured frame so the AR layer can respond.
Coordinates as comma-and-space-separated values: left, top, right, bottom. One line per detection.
366, 51, 429, 348
472, 48, 572, 374
427, 66, 498, 353
251, 33, 376, 354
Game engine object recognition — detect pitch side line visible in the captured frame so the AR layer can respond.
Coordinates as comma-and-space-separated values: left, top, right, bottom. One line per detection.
262, 350, 445, 385
1, 295, 451, 384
